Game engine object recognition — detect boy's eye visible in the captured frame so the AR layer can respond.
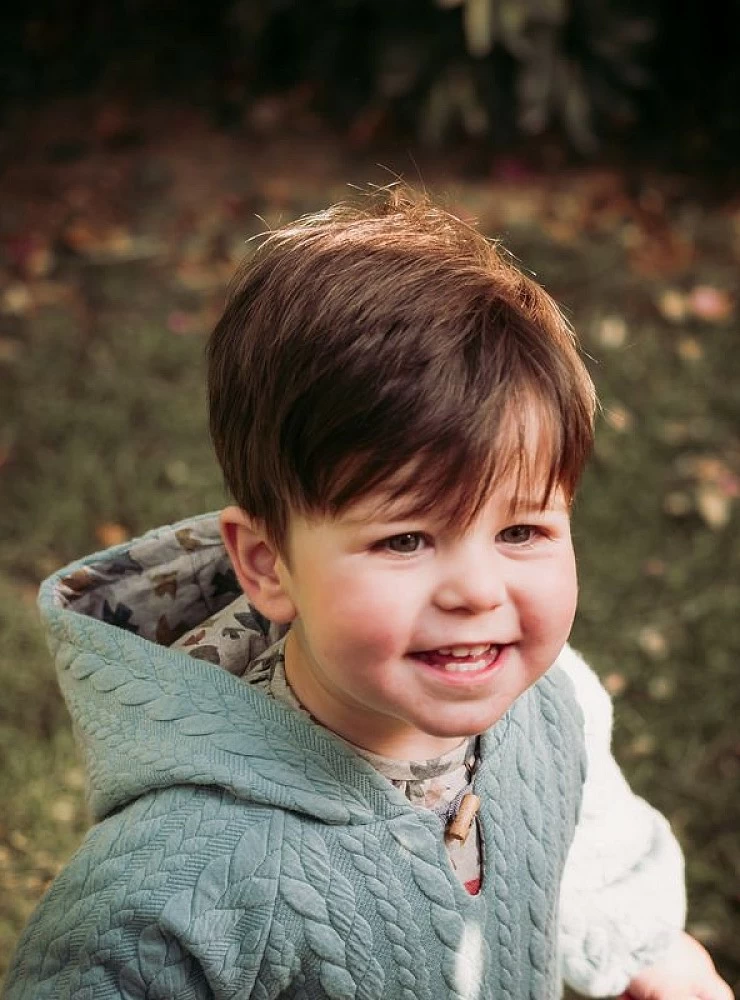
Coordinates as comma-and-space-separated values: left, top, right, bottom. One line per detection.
497, 524, 538, 545
383, 532, 427, 554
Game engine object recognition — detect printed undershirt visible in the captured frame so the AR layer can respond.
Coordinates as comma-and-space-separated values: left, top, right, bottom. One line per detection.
172, 597, 482, 895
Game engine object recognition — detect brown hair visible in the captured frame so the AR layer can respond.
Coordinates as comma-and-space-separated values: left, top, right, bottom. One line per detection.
208, 187, 596, 552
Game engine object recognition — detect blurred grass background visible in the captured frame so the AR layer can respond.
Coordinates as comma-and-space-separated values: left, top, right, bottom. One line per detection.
1, 0, 739, 990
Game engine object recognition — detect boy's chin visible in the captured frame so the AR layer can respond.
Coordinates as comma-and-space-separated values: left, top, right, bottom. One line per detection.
408, 707, 509, 745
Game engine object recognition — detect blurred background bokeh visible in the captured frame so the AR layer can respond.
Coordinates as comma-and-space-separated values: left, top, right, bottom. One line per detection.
1, 0, 738, 990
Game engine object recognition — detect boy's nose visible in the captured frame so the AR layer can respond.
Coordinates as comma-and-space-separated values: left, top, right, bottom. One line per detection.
434, 550, 508, 614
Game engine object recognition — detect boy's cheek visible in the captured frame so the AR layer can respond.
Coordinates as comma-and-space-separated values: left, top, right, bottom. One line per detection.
530, 588, 578, 635
331, 619, 406, 661
315, 605, 411, 665
527, 564, 578, 627
322, 576, 416, 637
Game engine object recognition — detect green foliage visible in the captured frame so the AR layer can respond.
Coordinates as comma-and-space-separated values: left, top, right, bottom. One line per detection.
427, 0, 653, 151
5, 2, 739, 163
0, 1, 655, 152
224, 0, 654, 153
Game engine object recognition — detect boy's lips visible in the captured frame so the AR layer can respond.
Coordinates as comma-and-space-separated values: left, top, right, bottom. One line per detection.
408, 643, 509, 675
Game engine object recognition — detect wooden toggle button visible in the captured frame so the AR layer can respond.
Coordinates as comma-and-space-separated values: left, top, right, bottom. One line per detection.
447, 793, 481, 844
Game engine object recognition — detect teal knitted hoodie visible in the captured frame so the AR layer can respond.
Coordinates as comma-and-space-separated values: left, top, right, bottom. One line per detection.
5, 514, 586, 1000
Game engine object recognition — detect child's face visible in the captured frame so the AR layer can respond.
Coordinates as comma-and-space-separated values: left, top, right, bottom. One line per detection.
275, 474, 578, 759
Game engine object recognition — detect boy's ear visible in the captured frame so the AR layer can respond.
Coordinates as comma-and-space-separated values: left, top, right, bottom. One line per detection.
219, 506, 297, 625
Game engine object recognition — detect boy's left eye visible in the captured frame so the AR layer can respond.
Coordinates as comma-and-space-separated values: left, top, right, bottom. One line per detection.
382, 532, 427, 554
497, 525, 539, 545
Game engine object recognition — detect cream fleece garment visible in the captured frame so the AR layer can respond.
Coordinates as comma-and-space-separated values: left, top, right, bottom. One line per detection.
557, 646, 686, 995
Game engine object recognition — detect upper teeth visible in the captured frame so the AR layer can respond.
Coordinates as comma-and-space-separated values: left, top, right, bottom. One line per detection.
436, 644, 492, 658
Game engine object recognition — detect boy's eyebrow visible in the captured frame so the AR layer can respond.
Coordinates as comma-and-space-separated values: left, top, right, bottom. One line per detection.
340, 493, 569, 526
507, 497, 569, 516
340, 498, 422, 526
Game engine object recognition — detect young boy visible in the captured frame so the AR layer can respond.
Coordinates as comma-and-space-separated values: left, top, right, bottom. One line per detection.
5, 190, 731, 999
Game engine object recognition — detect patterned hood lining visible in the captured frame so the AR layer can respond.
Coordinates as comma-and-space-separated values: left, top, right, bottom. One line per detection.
54, 513, 281, 650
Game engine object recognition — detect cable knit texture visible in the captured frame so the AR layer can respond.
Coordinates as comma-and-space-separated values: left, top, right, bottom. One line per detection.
3, 513, 683, 998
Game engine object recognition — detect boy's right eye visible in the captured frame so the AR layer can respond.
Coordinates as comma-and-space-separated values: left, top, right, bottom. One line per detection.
382, 532, 427, 555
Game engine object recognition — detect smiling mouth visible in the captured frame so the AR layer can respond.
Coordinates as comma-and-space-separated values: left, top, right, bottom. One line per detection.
409, 643, 504, 673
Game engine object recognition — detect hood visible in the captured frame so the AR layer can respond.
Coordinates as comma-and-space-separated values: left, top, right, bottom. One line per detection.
39, 513, 402, 827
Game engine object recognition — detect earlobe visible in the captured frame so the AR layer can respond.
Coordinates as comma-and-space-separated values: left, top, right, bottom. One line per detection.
219, 506, 297, 624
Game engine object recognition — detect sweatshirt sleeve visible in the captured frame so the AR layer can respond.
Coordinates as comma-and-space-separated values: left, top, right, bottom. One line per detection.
556, 644, 687, 998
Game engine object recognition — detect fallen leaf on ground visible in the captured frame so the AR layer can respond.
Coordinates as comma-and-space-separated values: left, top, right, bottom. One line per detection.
663, 491, 692, 516
164, 459, 190, 485
603, 672, 627, 696
61, 220, 163, 262
60, 219, 100, 254
659, 420, 690, 444
676, 454, 740, 494
677, 336, 704, 362
9, 831, 29, 852
695, 483, 732, 529
5, 234, 54, 279
2, 283, 33, 315
49, 798, 76, 823
656, 288, 688, 322
63, 768, 85, 789
638, 626, 669, 659
596, 315, 627, 348
175, 259, 231, 292
687, 284, 734, 322
628, 733, 656, 757
687, 923, 719, 946
95, 522, 128, 547
167, 310, 203, 335
643, 558, 666, 577
629, 229, 693, 277
604, 404, 633, 432
23, 874, 46, 894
